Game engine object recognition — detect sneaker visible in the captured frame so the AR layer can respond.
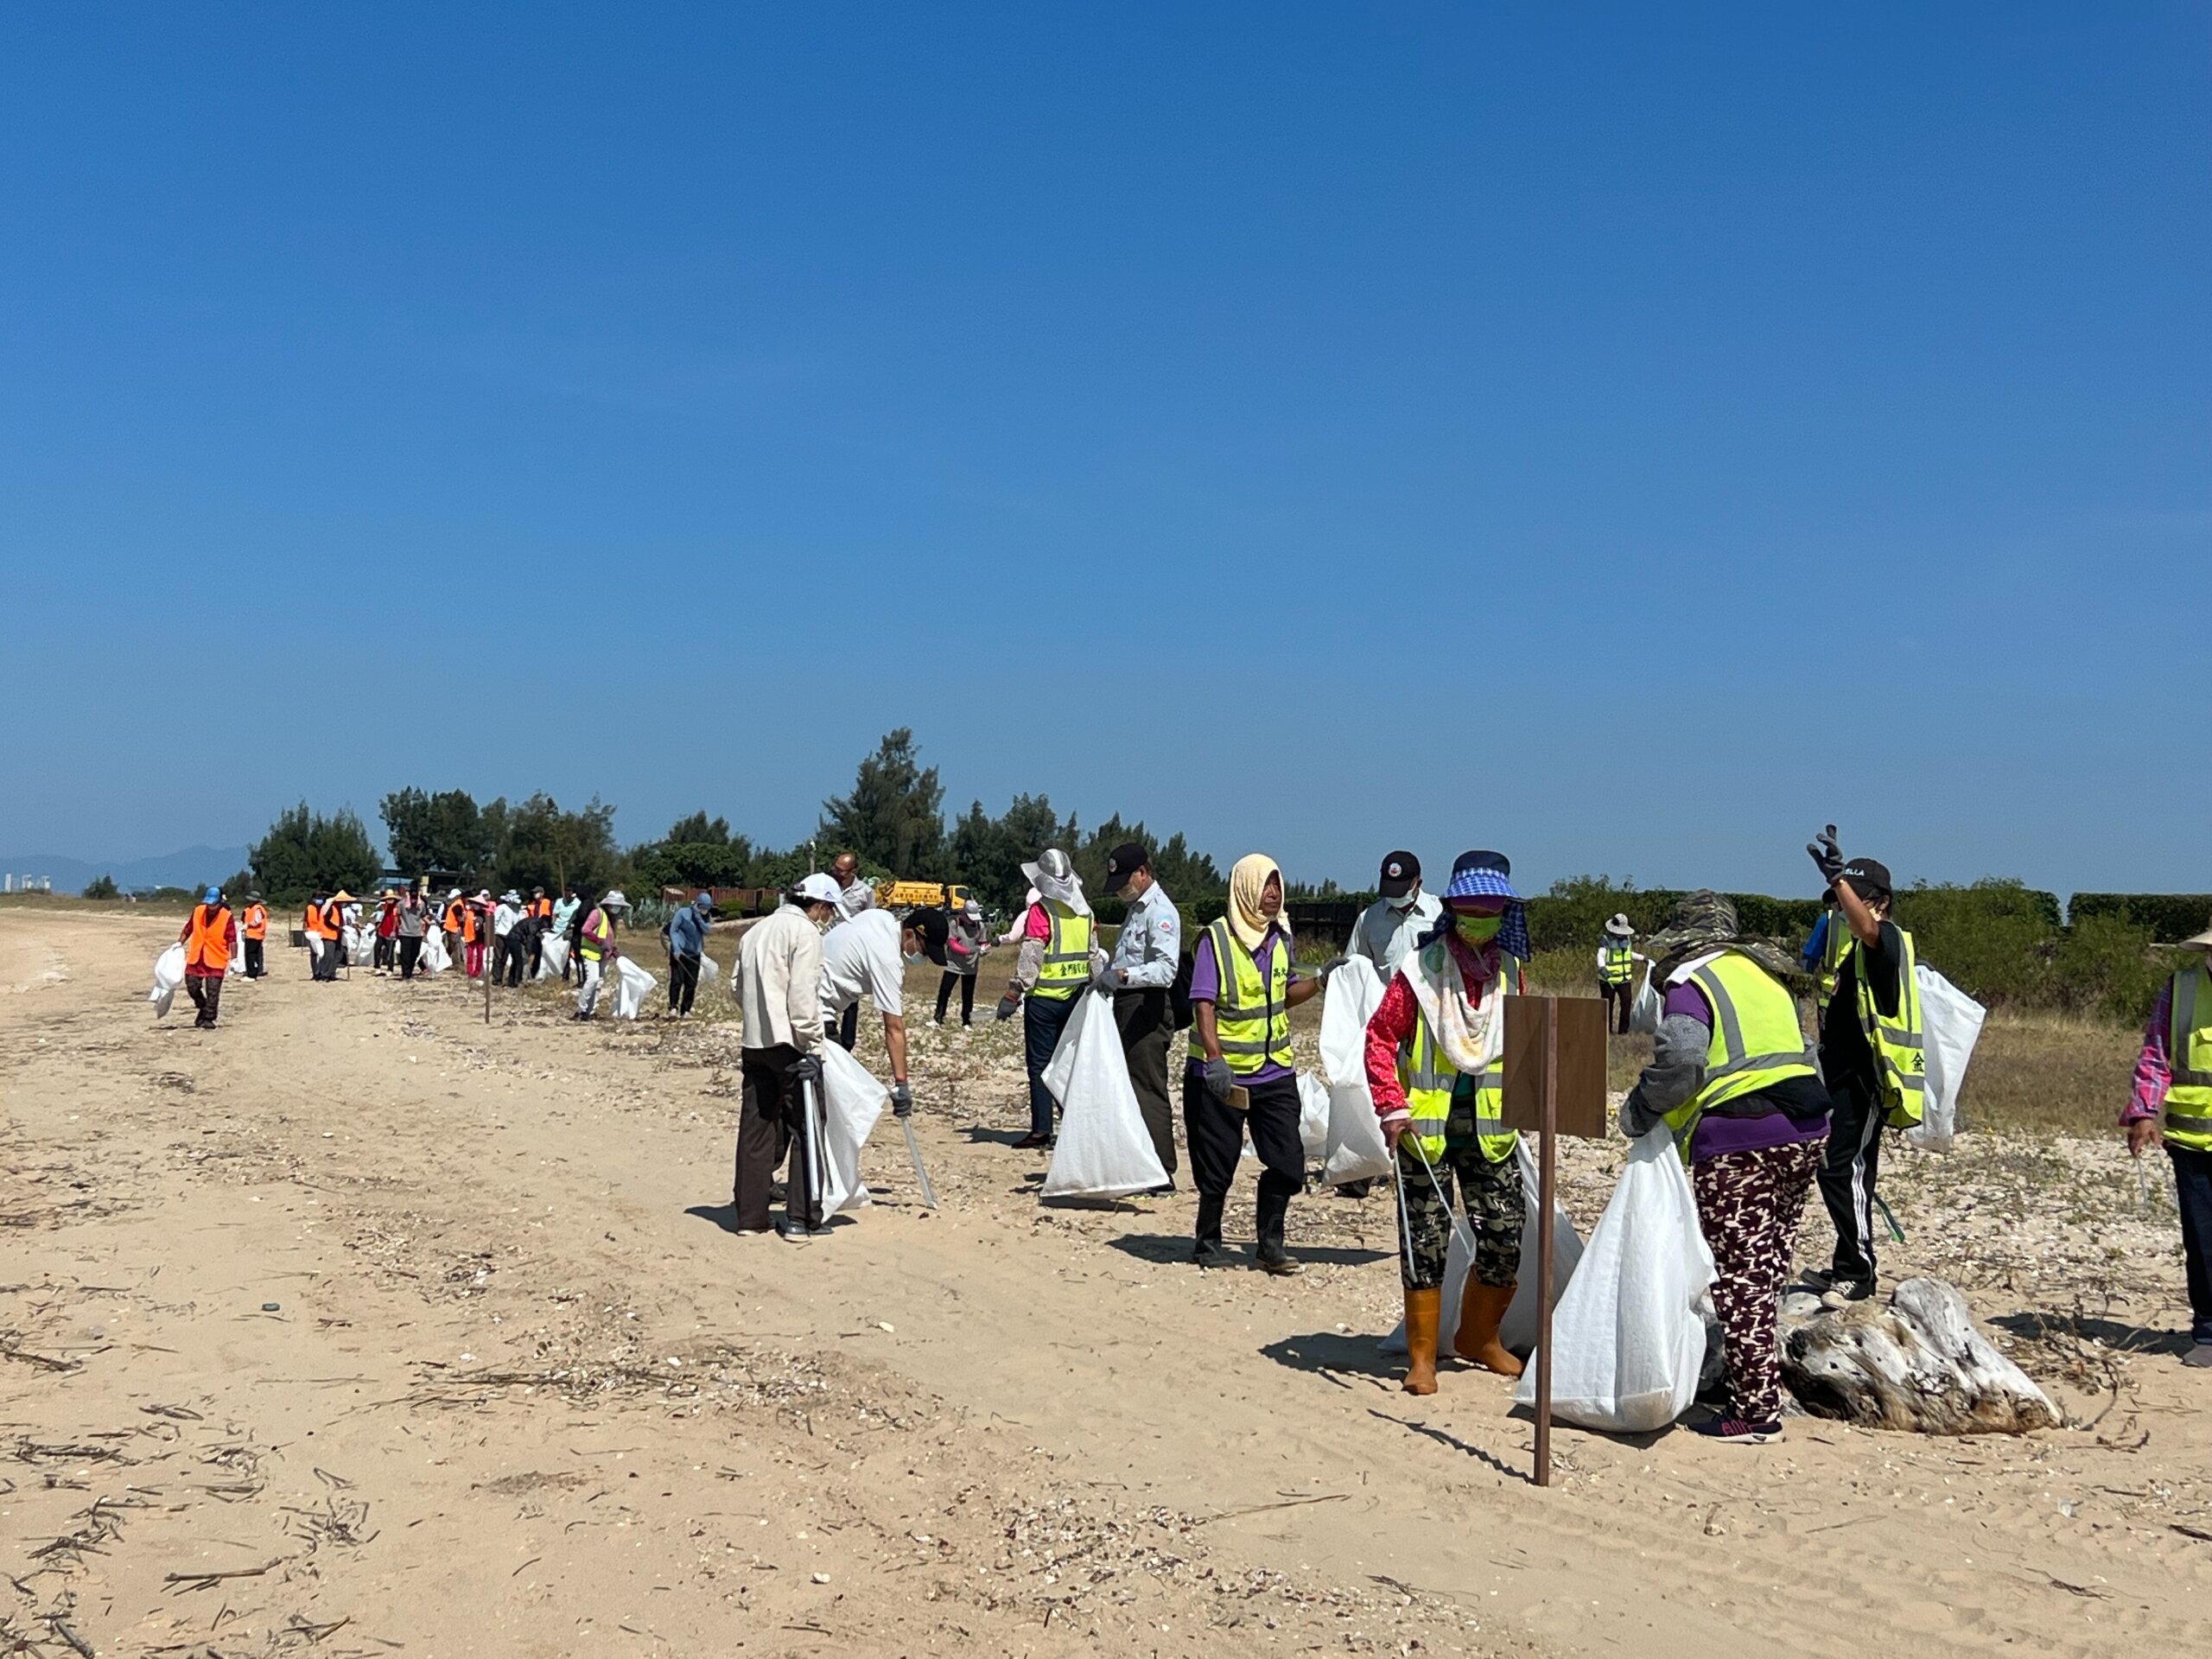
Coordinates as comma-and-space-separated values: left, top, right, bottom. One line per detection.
1820, 1277, 1877, 1308
1012, 1133, 1054, 1150
777, 1219, 831, 1242
1694, 1415, 1783, 1445
1192, 1237, 1230, 1268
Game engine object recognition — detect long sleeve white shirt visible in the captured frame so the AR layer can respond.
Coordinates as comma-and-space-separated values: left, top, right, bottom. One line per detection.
733, 903, 827, 1052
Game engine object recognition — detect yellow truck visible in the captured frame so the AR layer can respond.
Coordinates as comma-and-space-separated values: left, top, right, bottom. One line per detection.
874, 879, 973, 912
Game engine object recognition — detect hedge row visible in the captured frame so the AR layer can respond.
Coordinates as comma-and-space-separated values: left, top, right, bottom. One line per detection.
2067, 893, 2212, 943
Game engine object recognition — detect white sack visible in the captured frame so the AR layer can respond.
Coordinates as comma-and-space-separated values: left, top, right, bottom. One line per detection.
1041, 990, 1169, 1199
535, 933, 567, 978
1378, 1139, 1586, 1357
345, 925, 373, 966
1512, 1125, 1714, 1433
610, 955, 656, 1020
149, 943, 186, 1020
814, 1042, 888, 1216
419, 930, 448, 976
306, 932, 324, 963
698, 952, 721, 989
1297, 1072, 1332, 1162
1630, 963, 1661, 1034
1908, 963, 1986, 1152
1318, 957, 1392, 1185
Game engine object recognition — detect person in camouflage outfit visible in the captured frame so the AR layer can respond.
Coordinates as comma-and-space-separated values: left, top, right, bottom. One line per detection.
1396, 1095, 1523, 1289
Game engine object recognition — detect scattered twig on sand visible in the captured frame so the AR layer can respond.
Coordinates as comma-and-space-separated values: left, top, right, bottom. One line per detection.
1192, 1492, 1346, 1525
0, 1341, 77, 1373
163, 1559, 285, 1593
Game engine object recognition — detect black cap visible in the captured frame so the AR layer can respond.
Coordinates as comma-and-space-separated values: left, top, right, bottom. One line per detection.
1840, 859, 1892, 901
906, 906, 950, 966
1103, 841, 1151, 892
1377, 850, 1421, 899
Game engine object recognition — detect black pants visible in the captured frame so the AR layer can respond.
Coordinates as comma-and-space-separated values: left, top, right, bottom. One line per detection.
186, 973, 223, 1027
836, 1001, 860, 1051
398, 936, 422, 979
565, 930, 582, 980
313, 936, 340, 981
1114, 988, 1176, 1179
935, 970, 976, 1024
244, 938, 264, 977
2171, 1143, 2212, 1345
669, 952, 701, 1014
373, 935, 396, 971
445, 931, 463, 976
1185, 1070, 1303, 1217
499, 934, 528, 986
529, 928, 544, 976
1820, 1076, 1885, 1281
1600, 980, 1632, 1034
736, 1045, 818, 1231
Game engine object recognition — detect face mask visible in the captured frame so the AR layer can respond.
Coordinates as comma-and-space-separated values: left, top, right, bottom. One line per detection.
904, 951, 925, 966
1454, 912, 1503, 946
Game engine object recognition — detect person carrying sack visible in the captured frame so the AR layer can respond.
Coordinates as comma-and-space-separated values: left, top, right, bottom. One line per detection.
2123, 912, 2212, 1370
731, 874, 842, 1238
1184, 854, 1332, 1274
1097, 840, 1184, 1191
935, 899, 991, 1026
1363, 849, 1531, 1392
573, 891, 624, 1020
1621, 890, 1830, 1444
994, 849, 1099, 1150
180, 887, 238, 1028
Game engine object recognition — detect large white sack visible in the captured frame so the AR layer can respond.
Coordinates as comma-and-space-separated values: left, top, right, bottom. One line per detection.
535, 933, 567, 978
420, 930, 449, 975
1319, 957, 1392, 1185
1630, 963, 1661, 1034
1377, 1139, 1586, 1357
345, 925, 373, 966
698, 952, 721, 989
1513, 1126, 1715, 1433
1908, 963, 1985, 1152
149, 943, 186, 1020
1297, 1072, 1332, 1162
816, 1042, 887, 1216
1041, 990, 1169, 1199
306, 932, 324, 963
610, 955, 656, 1020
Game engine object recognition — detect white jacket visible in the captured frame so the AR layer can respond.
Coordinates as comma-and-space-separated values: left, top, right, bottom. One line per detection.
734, 903, 826, 1052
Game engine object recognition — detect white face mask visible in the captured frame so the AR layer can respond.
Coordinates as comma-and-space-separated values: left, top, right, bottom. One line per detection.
904, 950, 925, 966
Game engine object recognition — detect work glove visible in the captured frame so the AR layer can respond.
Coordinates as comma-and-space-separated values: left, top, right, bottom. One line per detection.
790, 1053, 823, 1084
995, 991, 1021, 1022
1806, 823, 1846, 887
891, 1081, 912, 1118
1091, 964, 1122, 994
1317, 956, 1351, 982
1203, 1057, 1236, 1103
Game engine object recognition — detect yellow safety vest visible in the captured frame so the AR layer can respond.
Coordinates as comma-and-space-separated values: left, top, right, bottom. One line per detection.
580, 908, 613, 962
1397, 944, 1521, 1166
1600, 940, 1636, 986
1817, 908, 1852, 1003
2163, 963, 2212, 1154
1662, 951, 1821, 1160
1840, 925, 1924, 1128
1029, 903, 1094, 1001
1203, 918, 1294, 1075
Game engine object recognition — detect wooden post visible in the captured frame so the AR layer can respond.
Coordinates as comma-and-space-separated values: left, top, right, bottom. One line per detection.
1535, 995, 1558, 1488
484, 950, 492, 1025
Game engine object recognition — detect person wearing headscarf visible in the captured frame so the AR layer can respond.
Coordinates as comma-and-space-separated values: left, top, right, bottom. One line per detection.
1185, 854, 1333, 1272
1621, 890, 1828, 1444
994, 850, 1102, 1149
1363, 850, 1533, 1392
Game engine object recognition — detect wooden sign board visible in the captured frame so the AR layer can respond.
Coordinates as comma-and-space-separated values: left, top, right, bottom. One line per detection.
1499, 995, 1609, 1139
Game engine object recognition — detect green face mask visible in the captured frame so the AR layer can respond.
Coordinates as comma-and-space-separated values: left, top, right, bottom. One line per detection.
1454, 912, 1503, 946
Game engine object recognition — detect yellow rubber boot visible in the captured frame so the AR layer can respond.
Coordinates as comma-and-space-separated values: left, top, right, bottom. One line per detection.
1402, 1287, 1442, 1395
1454, 1279, 1525, 1377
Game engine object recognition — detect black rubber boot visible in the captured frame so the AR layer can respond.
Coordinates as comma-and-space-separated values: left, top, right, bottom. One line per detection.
1255, 1187, 1303, 1276
1193, 1193, 1228, 1267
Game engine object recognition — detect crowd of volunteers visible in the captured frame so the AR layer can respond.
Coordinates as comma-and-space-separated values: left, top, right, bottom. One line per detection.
162, 818, 2212, 1409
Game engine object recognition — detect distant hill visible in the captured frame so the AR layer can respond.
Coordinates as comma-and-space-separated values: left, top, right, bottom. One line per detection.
0, 846, 253, 896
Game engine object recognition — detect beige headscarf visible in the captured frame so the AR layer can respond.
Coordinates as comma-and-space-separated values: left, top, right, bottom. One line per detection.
1225, 853, 1286, 951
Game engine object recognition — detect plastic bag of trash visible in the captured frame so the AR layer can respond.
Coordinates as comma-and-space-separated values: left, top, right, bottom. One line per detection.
815, 1042, 888, 1215
1041, 990, 1168, 1199
1378, 1138, 1585, 1357
345, 925, 373, 966
698, 952, 721, 990
1630, 963, 1661, 1034
1319, 957, 1391, 1186
1512, 1126, 1714, 1433
610, 955, 656, 1020
535, 934, 566, 978
1909, 963, 1986, 1151
1297, 1072, 1332, 1162
419, 930, 448, 975
149, 943, 186, 1020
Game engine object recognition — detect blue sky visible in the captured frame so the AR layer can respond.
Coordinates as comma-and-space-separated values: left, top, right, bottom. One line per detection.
4, 3, 2206, 897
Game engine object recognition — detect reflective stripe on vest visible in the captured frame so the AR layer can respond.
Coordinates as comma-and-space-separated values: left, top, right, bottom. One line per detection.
1663, 952, 1820, 1160
1205, 918, 1294, 1075
2164, 965, 2212, 1154
1396, 961, 1518, 1166
1030, 905, 1094, 1001
1847, 925, 1925, 1127
581, 909, 611, 960
187, 905, 232, 973
1817, 908, 1853, 1002
1600, 942, 1636, 986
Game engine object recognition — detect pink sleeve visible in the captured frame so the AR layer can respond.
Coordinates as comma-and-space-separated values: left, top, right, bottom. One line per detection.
1364, 973, 1419, 1119
1024, 904, 1050, 940
2126, 979, 2173, 1125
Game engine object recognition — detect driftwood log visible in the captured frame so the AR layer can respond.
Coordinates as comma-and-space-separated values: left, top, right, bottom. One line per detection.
1780, 1276, 2059, 1435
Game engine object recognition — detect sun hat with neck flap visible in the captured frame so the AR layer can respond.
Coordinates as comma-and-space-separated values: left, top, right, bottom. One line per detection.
1437, 850, 1532, 961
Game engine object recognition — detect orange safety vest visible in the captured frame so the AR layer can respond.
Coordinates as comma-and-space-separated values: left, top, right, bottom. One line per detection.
305, 903, 327, 938
186, 904, 233, 974
461, 906, 479, 944
532, 897, 552, 921
321, 901, 346, 938
443, 900, 463, 932
244, 903, 267, 940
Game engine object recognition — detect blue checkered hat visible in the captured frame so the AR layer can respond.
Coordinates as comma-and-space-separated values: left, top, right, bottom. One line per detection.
1443, 850, 1531, 961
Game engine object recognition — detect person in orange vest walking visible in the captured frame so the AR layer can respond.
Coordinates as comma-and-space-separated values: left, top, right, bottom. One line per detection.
240, 892, 269, 978
180, 887, 238, 1027
317, 890, 354, 982
441, 890, 467, 973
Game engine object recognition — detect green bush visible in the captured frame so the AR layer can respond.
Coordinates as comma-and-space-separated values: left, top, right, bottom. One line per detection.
2068, 893, 2212, 943
2052, 914, 2167, 1022
1892, 880, 2061, 1008
82, 874, 118, 899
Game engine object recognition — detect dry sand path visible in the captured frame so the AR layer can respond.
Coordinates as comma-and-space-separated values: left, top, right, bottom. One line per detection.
2, 906, 2208, 1657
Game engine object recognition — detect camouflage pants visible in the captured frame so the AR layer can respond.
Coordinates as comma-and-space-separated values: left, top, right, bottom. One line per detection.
1396, 1105, 1522, 1291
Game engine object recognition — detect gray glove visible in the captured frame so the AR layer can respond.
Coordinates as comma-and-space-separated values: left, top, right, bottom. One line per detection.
1091, 964, 1122, 993
790, 1053, 823, 1084
1203, 1058, 1235, 1103
891, 1080, 912, 1118
1806, 824, 1845, 886
995, 991, 1021, 1022
1318, 956, 1351, 982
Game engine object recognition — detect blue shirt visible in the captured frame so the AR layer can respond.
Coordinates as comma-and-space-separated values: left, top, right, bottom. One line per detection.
669, 903, 711, 957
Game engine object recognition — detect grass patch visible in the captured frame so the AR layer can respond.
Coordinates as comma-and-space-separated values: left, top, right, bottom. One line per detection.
1957, 1007, 2138, 1140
